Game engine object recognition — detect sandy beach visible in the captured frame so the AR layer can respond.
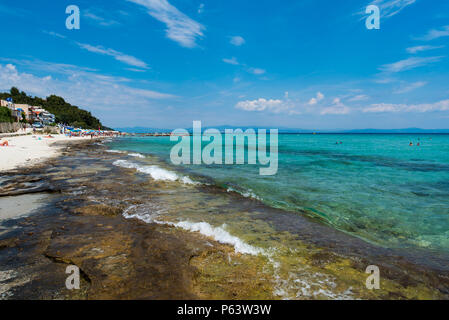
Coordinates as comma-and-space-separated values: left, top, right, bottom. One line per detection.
0, 134, 98, 172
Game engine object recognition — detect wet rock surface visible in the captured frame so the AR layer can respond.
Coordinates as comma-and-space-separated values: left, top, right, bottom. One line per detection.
0, 142, 275, 299
0, 140, 448, 300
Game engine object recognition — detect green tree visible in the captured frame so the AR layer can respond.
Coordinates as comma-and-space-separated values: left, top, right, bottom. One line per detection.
0, 107, 13, 123
0, 88, 111, 130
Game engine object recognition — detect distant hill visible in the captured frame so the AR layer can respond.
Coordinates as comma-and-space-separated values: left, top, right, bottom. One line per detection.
342, 128, 449, 134
114, 127, 174, 134
116, 125, 314, 134
0, 87, 111, 130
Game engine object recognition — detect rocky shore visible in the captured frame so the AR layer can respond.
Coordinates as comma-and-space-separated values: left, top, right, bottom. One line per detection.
1, 140, 448, 300
0, 141, 275, 299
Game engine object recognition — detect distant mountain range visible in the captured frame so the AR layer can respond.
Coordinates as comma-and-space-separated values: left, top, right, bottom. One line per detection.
114, 127, 174, 133
339, 128, 449, 134
115, 126, 449, 134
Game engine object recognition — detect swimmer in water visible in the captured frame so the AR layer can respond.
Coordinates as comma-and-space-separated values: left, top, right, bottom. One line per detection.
409, 142, 413, 146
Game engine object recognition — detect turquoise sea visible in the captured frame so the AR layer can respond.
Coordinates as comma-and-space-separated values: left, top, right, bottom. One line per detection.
108, 134, 449, 254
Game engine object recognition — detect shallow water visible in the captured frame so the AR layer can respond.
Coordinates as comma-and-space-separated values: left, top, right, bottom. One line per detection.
108, 134, 449, 254
0, 193, 49, 222
2, 140, 446, 299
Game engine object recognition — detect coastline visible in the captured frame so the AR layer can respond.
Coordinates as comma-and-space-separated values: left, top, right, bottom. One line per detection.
0, 134, 103, 172
0, 141, 275, 299
1, 140, 448, 299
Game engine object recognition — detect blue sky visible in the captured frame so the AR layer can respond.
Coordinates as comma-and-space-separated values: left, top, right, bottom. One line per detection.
0, 0, 448, 129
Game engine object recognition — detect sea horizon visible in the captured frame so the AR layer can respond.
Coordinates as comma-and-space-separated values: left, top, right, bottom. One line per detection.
115, 126, 449, 134
1, 0, 449, 306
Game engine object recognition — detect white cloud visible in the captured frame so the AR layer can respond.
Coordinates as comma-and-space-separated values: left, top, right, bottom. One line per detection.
236, 94, 354, 116
393, 81, 427, 94
222, 57, 239, 65
248, 68, 266, 75
415, 25, 449, 41
44, 31, 149, 70
235, 98, 290, 113
332, 98, 341, 104
43, 31, 66, 39
348, 94, 369, 102
230, 36, 245, 46
363, 100, 449, 113
76, 43, 149, 69
0, 62, 175, 124
317, 92, 325, 101
0, 58, 99, 76
379, 56, 444, 73
374, 78, 396, 84
308, 91, 324, 105
128, 0, 204, 48
222, 58, 266, 75
320, 106, 350, 115
84, 10, 120, 27
364, 0, 416, 18
198, 3, 204, 14
406, 45, 444, 54
309, 98, 317, 105
125, 68, 148, 72
320, 98, 350, 115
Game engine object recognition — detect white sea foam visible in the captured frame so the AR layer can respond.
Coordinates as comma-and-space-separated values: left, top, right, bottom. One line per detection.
168, 221, 264, 256
122, 204, 263, 256
122, 204, 163, 223
121, 204, 350, 299
106, 149, 126, 154
226, 187, 262, 201
113, 159, 197, 184
128, 153, 145, 158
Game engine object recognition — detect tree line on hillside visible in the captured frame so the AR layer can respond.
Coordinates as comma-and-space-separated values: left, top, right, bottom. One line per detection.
0, 87, 111, 130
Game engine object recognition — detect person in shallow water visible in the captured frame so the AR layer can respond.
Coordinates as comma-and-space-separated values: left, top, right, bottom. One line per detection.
409, 142, 413, 146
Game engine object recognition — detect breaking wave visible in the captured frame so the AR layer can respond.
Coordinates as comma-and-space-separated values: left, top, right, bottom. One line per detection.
113, 159, 197, 184
105, 149, 127, 154
167, 221, 264, 255
121, 204, 352, 299
128, 153, 145, 158
226, 187, 263, 201
122, 205, 263, 256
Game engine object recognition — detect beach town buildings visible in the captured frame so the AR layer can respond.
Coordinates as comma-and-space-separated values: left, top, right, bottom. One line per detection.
1, 100, 24, 121
0, 100, 55, 124
14, 104, 31, 121
29, 106, 55, 125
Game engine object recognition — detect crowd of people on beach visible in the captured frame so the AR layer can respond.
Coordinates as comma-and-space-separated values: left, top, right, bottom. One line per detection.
0, 125, 121, 148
